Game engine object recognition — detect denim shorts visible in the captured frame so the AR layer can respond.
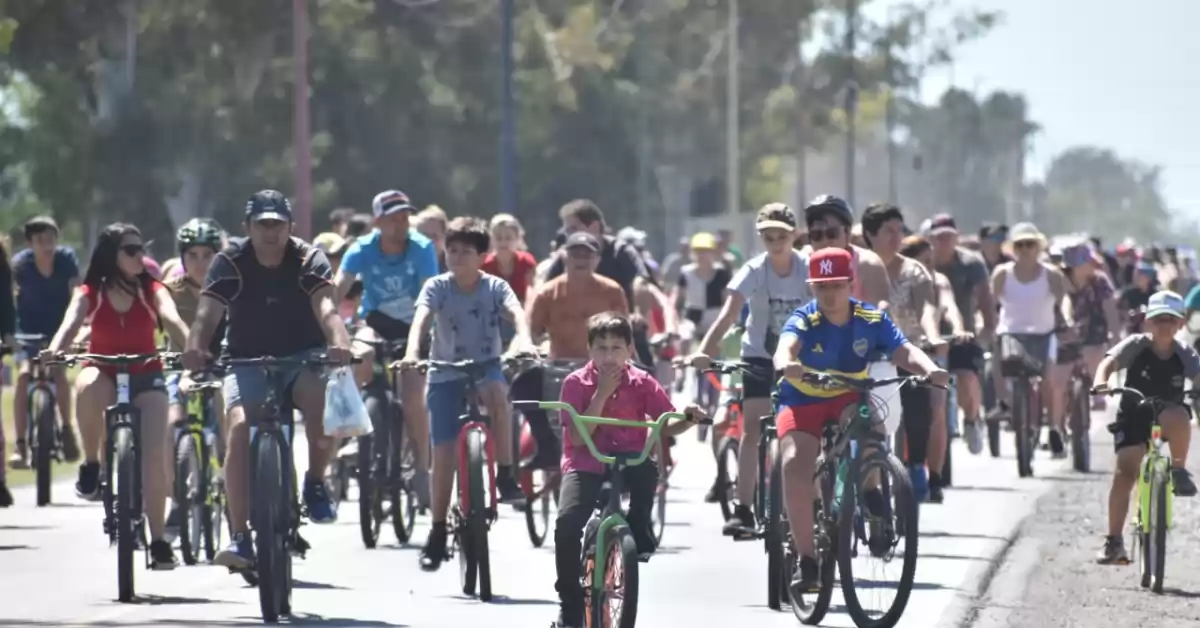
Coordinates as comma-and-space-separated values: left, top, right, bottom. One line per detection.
426, 366, 506, 446
166, 371, 184, 406
223, 348, 328, 410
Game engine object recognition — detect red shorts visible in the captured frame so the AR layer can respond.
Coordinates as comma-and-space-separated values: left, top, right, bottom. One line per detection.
777, 394, 857, 438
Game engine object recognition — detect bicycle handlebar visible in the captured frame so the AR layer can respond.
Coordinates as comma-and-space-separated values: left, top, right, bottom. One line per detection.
699, 359, 773, 379
1092, 386, 1200, 406
43, 352, 180, 367
511, 400, 709, 466
797, 371, 948, 391
215, 354, 362, 368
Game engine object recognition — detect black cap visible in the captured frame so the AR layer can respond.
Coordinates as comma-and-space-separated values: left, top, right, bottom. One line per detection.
979, 222, 1008, 240
803, 194, 853, 225
928, 213, 957, 235
564, 231, 601, 252
246, 190, 293, 222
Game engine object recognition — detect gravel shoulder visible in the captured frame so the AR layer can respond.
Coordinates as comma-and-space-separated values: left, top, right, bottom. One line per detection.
967, 426, 1200, 628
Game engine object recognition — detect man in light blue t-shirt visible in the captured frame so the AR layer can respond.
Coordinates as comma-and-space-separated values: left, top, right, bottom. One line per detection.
333, 189, 440, 507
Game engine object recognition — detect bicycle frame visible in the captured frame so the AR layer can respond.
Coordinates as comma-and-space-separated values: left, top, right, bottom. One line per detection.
176, 382, 223, 503
104, 369, 143, 543
246, 365, 298, 529
1137, 423, 1173, 532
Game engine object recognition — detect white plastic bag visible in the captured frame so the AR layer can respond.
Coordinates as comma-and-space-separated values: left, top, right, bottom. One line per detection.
323, 367, 373, 438
867, 361, 903, 435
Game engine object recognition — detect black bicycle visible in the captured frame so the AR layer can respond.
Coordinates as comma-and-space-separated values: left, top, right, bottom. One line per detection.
215, 354, 357, 623
998, 329, 1065, 478
44, 351, 177, 603
15, 333, 58, 506
349, 337, 418, 549
172, 372, 226, 565
789, 371, 940, 628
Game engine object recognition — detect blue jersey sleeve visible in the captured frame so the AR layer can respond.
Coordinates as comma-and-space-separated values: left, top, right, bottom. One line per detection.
415, 240, 439, 288
875, 311, 907, 356
781, 311, 808, 344
339, 239, 367, 275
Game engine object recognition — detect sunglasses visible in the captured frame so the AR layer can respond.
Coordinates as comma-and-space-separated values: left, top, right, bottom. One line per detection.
120, 244, 145, 257
808, 226, 844, 243
1013, 240, 1039, 250
758, 230, 791, 244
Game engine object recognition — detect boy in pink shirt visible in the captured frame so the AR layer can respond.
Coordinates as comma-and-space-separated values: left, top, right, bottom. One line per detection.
553, 312, 703, 628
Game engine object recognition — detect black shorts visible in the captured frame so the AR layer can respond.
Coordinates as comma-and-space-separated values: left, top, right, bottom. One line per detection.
948, 342, 985, 374
364, 311, 430, 360
1111, 405, 1194, 452
740, 357, 775, 400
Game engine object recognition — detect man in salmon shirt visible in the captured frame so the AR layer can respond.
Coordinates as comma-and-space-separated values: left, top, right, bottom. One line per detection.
517, 231, 628, 469
551, 312, 704, 628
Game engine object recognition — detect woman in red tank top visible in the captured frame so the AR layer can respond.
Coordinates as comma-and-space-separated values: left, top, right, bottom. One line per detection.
482, 214, 537, 303
43, 223, 191, 568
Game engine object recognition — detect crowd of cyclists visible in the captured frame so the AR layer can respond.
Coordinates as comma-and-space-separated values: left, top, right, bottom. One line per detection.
1, 187, 1199, 627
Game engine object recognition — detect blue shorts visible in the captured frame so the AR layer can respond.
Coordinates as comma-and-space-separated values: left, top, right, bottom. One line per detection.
223, 348, 328, 410
167, 371, 183, 406
426, 367, 506, 446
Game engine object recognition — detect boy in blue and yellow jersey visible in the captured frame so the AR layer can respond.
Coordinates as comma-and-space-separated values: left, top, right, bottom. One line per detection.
773, 248, 948, 595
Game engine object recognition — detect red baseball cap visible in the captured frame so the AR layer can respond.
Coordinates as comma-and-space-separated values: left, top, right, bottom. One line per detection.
808, 248, 854, 283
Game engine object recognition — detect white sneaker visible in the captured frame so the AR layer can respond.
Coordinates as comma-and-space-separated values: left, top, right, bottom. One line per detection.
963, 421, 985, 455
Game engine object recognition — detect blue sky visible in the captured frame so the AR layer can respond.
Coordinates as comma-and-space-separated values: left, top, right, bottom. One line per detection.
866, 0, 1200, 217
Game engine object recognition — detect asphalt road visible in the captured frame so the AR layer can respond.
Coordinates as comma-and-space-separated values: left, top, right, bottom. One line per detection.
0, 409, 1081, 628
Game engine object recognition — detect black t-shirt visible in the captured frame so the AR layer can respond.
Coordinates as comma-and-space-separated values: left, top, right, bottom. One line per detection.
1108, 334, 1200, 419
1119, 285, 1154, 312
203, 237, 333, 358
546, 234, 649, 303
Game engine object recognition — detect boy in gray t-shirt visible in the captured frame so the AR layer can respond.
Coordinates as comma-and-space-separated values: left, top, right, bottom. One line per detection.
401, 217, 534, 571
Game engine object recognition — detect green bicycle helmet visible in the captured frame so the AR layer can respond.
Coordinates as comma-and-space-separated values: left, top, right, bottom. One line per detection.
176, 218, 225, 255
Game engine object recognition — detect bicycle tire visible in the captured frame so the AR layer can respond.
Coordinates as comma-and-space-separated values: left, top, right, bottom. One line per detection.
1070, 377, 1091, 473
390, 403, 415, 545
651, 475, 667, 547
838, 452, 920, 628
115, 429, 137, 603
942, 429, 954, 487
765, 438, 783, 611
524, 469, 552, 548
359, 395, 386, 549
176, 432, 203, 565
589, 526, 640, 628
986, 418, 1002, 458
792, 455, 836, 624
1150, 463, 1169, 594
467, 428, 493, 601
1013, 381, 1034, 477
252, 433, 286, 623
716, 435, 739, 521
202, 427, 222, 563
32, 388, 54, 506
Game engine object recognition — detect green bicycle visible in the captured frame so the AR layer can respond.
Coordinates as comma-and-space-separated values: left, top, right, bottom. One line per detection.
172, 375, 226, 566
512, 400, 707, 628
1096, 386, 1200, 594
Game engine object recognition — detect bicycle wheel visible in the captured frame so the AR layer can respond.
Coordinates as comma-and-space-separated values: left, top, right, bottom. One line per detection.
524, 469, 552, 548
1070, 377, 1091, 473
252, 433, 286, 623
1013, 380, 1034, 477
390, 405, 416, 545
765, 439, 783, 611
986, 418, 1002, 458
588, 526, 641, 628
942, 429, 954, 487
791, 454, 836, 624
203, 446, 223, 564
1149, 462, 1169, 594
175, 432, 204, 565
716, 435, 739, 521
651, 474, 667, 547
32, 388, 55, 506
115, 429, 137, 603
467, 428, 493, 601
359, 395, 386, 548
837, 452, 919, 628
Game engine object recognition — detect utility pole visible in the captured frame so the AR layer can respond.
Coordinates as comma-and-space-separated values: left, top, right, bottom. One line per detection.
500, 0, 517, 217
844, 0, 858, 208
292, 0, 312, 239
725, 0, 740, 218
883, 10, 898, 203
794, 18, 808, 209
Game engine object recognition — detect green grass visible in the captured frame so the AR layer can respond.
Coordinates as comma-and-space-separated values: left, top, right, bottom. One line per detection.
2, 359, 78, 488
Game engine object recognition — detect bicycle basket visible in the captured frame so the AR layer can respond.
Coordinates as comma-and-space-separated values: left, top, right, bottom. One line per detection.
999, 334, 1050, 378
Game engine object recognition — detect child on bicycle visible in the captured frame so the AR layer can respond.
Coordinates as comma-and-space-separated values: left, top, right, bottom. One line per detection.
399, 216, 535, 571
1092, 290, 1200, 565
553, 312, 704, 628
773, 248, 948, 595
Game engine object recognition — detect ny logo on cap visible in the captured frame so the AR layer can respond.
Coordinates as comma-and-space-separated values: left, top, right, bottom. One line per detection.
819, 259, 834, 276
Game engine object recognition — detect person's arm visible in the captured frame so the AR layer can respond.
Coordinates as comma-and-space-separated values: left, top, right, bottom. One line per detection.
498, 280, 533, 353
671, 274, 686, 313
646, 280, 679, 335
47, 288, 90, 355
1101, 274, 1120, 341
152, 285, 189, 350
975, 262, 998, 336
1046, 265, 1074, 328
332, 241, 363, 302
526, 285, 549, 341
301, 249, 351, 350
404, 279, 441, 360
1095, 334, 1148, 388
879, 310, 942, 376
772, 313, 807, 371
615, 243, 649, 309
912, 263, 942, 345
857, 249, 891, 309
610, 282, 631, 315
1179, 340, 1200, 388
936, 274, 967, 335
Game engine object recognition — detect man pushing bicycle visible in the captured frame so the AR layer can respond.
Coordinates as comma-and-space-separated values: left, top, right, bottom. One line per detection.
772, 248, 948, 594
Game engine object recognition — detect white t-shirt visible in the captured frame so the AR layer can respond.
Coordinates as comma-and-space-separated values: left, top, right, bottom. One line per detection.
730, 251, 812, 359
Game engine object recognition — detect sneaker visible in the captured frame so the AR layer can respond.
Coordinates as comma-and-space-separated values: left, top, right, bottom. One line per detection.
722, 504, 756, 536
149, 539, 179, 571
412, 468, 432, 510
0, 481, 11, 507
60, 427, 81, 463
928, 482, 945, 504
1049, 429, 1067, 459
497, 474, 527, 507
963, 421, 984, 455
8, 441, 28, 470
554, 607, 584, 628
908, 464, 930, 503
789, 555, 821, 597
704, 477, 723, 504
214, 532, 255, 570
164, 501, 183, 544
75, 461, 102, 501
303, 478, 338, 524
1173, 468, 1198, 497
1096, 535, 1129, 565
419, 523, 449, 572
